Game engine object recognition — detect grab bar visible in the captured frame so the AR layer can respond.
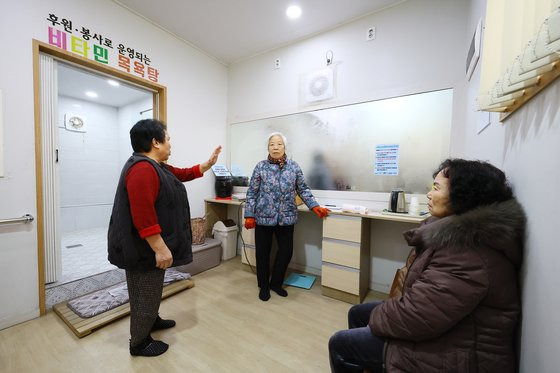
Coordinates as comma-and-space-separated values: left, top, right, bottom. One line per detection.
0, 214, 35, 225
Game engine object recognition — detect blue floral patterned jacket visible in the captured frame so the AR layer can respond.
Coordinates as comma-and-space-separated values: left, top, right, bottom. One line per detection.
244, 159, 319, 226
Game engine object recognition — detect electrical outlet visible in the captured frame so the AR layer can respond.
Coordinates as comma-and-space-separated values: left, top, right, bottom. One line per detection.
366, 27, 376, 41
274, 58, 281, 69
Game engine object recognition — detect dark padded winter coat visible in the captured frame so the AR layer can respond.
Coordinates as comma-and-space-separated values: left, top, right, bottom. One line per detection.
370, 199, 525, 372
108, 154, 193, 270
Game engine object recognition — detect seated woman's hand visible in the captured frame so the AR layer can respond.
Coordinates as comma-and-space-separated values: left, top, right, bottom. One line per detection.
244, 217, 256, 229
312, 206, 330, 219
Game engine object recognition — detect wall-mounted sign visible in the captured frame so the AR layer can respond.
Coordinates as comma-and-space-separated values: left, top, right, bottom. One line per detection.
211, 164, 231, 177
46, 13, 160, 83
466, 18, 482, 81
374, 144, 399, 175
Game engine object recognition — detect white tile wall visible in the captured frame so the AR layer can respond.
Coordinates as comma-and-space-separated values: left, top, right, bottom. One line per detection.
57, 96, 153, 234
58, 96, 120, 233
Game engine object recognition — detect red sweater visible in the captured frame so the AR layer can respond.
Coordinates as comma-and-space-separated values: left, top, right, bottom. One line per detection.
125, 161, 202, 239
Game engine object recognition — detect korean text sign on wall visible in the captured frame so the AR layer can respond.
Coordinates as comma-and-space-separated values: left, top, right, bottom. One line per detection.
46, 13, 160, 83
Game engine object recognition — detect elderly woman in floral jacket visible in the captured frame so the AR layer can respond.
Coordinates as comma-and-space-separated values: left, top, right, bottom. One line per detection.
329, 158, 526, 372
244, 132, 329, 301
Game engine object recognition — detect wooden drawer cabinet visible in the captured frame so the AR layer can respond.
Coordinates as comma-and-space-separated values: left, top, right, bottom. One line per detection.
321, 215, 370, 304
322, 239, 360, 269
321, 263, 360, 295
323, 215, 362, 242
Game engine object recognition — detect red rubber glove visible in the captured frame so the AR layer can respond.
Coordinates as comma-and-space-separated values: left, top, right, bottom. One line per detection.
312, 206, 330, 219
244, 217, 256, 229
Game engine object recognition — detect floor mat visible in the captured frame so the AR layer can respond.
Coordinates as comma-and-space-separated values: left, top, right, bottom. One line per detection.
53, 276, 194, 338
67, 269, 190, 318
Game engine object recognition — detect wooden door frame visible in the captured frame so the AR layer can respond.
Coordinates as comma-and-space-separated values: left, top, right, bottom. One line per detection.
32, 39, 167, 315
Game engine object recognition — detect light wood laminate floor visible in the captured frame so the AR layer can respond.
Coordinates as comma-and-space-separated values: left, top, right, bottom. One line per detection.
0, 257, 386, 372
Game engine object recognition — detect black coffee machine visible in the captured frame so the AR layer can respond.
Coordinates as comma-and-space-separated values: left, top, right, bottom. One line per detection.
215, 176, 233, 198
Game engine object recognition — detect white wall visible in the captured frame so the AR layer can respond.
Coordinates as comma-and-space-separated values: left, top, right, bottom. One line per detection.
505, 74, 560, 373
0, 0, 227, 328
58, 96, 120, 233
451, 1, 560, 371
116, 97, 153, 167
228, 0, 468, 123
227, 0, 470, 292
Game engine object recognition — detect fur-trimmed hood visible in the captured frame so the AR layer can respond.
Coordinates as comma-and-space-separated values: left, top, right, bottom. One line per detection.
403, 198, 526, 269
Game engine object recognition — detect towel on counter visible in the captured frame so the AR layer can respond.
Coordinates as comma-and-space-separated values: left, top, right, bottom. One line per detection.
341, 204, 368, 214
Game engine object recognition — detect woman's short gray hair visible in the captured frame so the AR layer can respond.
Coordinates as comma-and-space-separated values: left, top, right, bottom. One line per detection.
267, 132, 287, 149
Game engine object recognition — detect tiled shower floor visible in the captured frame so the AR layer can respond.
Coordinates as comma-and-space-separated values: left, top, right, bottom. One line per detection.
45, 227, 124, 308
47, 227, 117, 288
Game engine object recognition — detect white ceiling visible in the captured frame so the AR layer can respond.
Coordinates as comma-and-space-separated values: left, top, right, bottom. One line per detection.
113, 0, 404, 65
58, 1, 405, 105
58, 63, 152, 107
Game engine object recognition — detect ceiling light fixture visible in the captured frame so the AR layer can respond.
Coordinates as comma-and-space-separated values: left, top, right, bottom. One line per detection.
107, 79, 120, 87
85, 91, 98, 98
286, 5, 302, 19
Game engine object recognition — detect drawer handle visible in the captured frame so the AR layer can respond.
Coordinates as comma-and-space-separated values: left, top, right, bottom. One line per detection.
322, 262, 360, 272
325, 215, 361, 222
322, 237, 360, 246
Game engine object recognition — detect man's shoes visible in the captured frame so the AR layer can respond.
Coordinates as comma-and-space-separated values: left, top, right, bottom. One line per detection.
271, 287, 288, 297
129, 336, 169, 357
259, 288, 271, 301
151, 316, 176, 332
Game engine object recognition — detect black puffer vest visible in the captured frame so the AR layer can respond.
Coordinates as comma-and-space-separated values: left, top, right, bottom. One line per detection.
107, 153, 193, 269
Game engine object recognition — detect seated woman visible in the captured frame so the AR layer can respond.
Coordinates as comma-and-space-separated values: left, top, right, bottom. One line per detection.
328, 159, 526, 373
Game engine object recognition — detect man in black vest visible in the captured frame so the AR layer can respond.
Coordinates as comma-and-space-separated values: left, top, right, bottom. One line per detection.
108, 119, 221, 356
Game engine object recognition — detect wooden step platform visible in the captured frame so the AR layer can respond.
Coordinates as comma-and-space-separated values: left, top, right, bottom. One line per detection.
53, 278, 195, 338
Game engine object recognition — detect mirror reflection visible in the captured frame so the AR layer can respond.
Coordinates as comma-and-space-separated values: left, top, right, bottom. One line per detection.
230, 89, 452, 193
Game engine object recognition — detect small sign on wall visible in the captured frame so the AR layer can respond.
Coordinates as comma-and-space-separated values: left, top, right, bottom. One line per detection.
211, 164, 231, 177
374, 144, 400, 175
466, 18, 482, 81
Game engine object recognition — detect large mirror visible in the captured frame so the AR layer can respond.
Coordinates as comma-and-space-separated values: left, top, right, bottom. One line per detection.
230, 89, 452, 193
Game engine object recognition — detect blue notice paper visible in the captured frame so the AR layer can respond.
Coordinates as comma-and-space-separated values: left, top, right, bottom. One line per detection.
283, 273, 316, 289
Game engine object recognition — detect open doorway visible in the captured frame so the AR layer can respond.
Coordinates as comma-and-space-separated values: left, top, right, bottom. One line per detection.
47, 63, 153, 287
33, 40, 167, 314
